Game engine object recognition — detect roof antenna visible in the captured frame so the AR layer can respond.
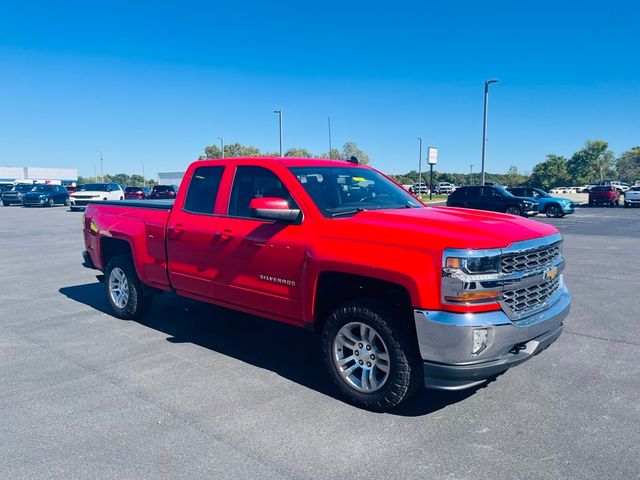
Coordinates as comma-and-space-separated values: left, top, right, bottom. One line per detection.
347, 156, 359, 165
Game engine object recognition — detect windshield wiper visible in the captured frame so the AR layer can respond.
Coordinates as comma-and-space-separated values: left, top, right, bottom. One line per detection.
330, 208, 367, 218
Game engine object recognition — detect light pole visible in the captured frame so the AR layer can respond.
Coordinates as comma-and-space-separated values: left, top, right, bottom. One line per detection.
141, 161, 145, 187
480, 79, 500, 185
417, 137, 423, 197
218, 137, 225, 158
469, 164, 474, 185
98, 150, 104, 182
273, 110, 283, 157
328, 117, 332, 158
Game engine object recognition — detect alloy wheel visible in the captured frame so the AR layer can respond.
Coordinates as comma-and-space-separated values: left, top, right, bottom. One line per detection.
332, 322, 391, 393
108, 267, 130, 309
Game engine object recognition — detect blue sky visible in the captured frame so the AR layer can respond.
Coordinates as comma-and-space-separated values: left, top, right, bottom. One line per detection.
0, 0, 638, 177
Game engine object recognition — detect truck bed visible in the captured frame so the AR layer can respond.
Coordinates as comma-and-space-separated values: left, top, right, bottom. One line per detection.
94, 199, 174, 209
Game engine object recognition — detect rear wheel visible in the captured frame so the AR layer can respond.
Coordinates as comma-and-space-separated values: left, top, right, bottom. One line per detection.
104, 254, 153, 319
2, 201, 9, 206
505, 205, 522, 216
64, 198, 70, 206
321, 299, 421, 411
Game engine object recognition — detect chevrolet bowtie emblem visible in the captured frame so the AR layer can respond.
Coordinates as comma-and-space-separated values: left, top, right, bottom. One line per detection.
544, 266, 558, 280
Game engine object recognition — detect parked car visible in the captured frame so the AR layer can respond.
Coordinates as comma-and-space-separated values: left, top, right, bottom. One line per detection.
2, 184, 35, 206
549, 186, 570, 194
69, 183, 124, 211
81, 156, 569, 411
446, 185, 539, 217
124, 186, 151, 200
434, 182, 455, 194
0, 182, 15, 196
578, 184, 599, 193
507, 187, 575, 218
409, 183, 429, 194
624, 186, 640, 207
22, 184, 70, 207
588, 186, 620, 207
149, 184, 179, 199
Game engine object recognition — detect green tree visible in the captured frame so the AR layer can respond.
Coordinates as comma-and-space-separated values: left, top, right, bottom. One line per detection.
529, 154, 570, 190
284, 148, 313, 157
504, 165, 527, 187
203, 143, 261, 159
319, 148, 341, 160
567, 140, 614, 184
341, 141, 370, 165
616, 147, 640, 183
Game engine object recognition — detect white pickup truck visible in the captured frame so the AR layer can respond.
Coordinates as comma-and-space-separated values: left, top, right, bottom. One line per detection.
624, 186, 640, 207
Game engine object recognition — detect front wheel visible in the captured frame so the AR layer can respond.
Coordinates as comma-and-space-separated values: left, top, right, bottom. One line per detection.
104, 254, 153, 319
2, 201, 9, 206
505, 205, 522, 216
321, 299, 421, 411
545, 204, 562, 218
47, 198, 54, 207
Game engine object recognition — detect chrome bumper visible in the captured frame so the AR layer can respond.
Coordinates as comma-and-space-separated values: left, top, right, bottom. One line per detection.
414, 287, 570, 390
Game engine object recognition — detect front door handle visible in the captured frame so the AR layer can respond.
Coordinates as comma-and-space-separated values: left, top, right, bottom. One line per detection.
168, 224, 184, 233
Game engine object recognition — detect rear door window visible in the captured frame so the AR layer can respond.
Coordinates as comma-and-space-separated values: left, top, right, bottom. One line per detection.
183, 166, 225, 214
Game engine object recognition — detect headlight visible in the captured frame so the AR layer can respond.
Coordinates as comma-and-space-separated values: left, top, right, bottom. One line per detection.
445, 255, 500, 274
442, 251, 502, 306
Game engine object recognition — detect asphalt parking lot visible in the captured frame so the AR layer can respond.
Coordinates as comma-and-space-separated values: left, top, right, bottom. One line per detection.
1, 204, 638, 479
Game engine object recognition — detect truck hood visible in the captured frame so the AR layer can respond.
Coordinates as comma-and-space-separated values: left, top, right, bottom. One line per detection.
334, 206, 558, 250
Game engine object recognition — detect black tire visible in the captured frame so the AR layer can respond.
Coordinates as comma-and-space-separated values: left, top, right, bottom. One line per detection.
2, 201, 9, 206
47, 197, 54, 207
64, 198, 70, 206
321, 299, 422, 412
505, 205, 522, 216
545, 204, 562, 218
104, 254, 153, 320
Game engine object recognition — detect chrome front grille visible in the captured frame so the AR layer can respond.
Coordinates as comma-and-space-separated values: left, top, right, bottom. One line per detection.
502, 276, 561, 319
501, 242, 561, 274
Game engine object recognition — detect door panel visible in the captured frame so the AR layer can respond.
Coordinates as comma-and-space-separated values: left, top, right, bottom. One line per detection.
213, 218, 306, 320
166, 165, 225, 299
213, 165, 306, 320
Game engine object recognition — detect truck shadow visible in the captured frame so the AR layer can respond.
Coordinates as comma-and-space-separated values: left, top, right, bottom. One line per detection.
59, 282, 483, 417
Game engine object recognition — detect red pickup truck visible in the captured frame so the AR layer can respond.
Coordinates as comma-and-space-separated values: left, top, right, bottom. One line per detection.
588, 185, 620, 207
81, 157, 571, 411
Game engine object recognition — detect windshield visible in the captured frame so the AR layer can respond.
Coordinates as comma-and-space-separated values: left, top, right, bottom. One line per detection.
79, 183, 109, 192
494, 186, 515, 197
32, 185, 55, 192
532, 188, 551, 198
289, 166, 423, 217
14, 184, 35, 192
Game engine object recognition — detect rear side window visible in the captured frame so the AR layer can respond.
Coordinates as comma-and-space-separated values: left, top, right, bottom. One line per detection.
184, 166, 225, 214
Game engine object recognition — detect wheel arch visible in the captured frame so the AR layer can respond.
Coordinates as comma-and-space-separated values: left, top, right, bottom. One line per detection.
312, 271, 414, 333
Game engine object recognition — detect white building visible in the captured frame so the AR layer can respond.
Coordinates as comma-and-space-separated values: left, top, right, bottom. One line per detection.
158, 171, 185, 187
0, 166, 78, 184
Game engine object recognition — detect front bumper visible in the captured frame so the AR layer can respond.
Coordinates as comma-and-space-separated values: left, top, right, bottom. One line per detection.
414, 287, 570, 390
22, 197, 47, 205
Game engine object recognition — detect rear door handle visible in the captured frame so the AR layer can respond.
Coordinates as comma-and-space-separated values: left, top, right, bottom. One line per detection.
215, 229, 234, 240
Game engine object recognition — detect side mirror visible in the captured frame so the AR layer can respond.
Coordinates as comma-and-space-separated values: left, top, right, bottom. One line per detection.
249, 197, 300, 222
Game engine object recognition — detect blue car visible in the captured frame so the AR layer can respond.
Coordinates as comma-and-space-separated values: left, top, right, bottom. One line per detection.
507, 187, 575, 218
